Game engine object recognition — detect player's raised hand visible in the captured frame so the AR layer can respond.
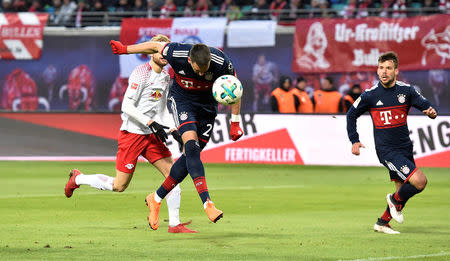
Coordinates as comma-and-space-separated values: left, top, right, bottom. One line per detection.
352, 142, 365, 155
149, 121, 169, 143
422, 106, 437, 119
171, 129, 184, 151
230, 122, 243, 141
109, 40, 128, 54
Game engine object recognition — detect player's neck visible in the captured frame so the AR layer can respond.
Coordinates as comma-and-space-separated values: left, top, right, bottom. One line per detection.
150, 60, 163, 73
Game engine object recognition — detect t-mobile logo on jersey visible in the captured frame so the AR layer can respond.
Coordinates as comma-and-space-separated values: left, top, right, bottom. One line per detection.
380, 110, 392, 125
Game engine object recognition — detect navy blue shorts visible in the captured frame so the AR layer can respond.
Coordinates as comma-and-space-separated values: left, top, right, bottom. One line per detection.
168, 96, 216, 147
378, 146, 418, 183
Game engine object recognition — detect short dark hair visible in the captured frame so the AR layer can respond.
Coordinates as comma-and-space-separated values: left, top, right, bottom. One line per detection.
296, 76, 305, 83
325, 76, 333, 85
378, 51, 399, 68
190, 44, 211, 68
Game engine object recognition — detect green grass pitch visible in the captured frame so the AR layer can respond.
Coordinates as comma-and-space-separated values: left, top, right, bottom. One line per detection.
0, 161, 449, 260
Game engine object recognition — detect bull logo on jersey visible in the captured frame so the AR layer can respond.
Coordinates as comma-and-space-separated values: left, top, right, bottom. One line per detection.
125, 163, 134, 170
400, 165, 410, 175
420, 25, 450, 66
205, 72, 213, 81
397, 94, 406, 104
150, 90, 162, 100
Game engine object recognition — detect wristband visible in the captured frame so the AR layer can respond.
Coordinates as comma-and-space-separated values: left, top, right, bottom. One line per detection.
231, 114, 240, 122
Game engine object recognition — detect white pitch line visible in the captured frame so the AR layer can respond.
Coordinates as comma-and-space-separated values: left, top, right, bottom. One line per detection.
0, 184, 305, 199
339, 251, 450, 261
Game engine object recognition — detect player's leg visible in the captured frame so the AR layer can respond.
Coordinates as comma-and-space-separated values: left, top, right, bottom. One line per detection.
152, 156, 197, 233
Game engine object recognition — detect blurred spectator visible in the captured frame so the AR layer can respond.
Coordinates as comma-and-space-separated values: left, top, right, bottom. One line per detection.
220, 0, 233, 16
250, 0, 270, 20
290, 76, 314, 113
318, 0, 337, 17
28, 0, 44, 12
183, 0, 195, 16
270, 76, 298, 113
379, 0, 395, 17
195, 0, 210, 17
312, 76, 344, 113
75, 0, 90, 27
12, 0, 27, 11
147, 0, 157, 17
392, 0, 407, 18
252, 53, 278, 112
357, 0, 376, 18
343, 84, 362, 112
2, 0, 14, 12
422, 0, 439, 14
270, 0, 288, 20
54, 0, 77, 26
309, 0, 322, 17
226, 1, 242, 21
132, 0, 146, 16
287, 0, 307, 20
116, 0, 131, 13
91, 0, 106, 11
428, 69, 447, 107
160, 0, 176, 18
42, 64, 57, 102
342, 0, 358, 18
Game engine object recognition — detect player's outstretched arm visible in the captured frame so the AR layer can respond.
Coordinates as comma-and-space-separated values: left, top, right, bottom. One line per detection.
230, 100, 243, 141
109, 40, 164, 55
422, 106, 437, 119
351, 142, 365, 156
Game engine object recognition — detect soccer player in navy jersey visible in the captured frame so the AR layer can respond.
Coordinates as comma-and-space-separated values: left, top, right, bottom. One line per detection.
110, 39, 244, 230
347, 52, 437, 234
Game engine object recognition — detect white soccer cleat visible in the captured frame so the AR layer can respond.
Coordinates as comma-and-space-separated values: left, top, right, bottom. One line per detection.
386, 193, 404, 224
374, 223, 400, 234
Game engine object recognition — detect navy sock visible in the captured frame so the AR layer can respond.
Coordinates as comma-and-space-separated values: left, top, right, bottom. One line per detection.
156, 155, 189, 199
185, 140, 210, 204
394, 182, 422, 208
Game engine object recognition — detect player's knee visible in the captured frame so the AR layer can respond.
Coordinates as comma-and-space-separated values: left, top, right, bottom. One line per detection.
185, 140, 201, 158
411, 170, 427, 190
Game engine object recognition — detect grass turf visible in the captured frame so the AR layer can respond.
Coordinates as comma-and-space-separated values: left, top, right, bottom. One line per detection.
0, 161, 449, 260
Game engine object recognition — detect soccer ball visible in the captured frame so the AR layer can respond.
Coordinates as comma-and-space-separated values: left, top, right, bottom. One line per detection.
212, 75, 243, 106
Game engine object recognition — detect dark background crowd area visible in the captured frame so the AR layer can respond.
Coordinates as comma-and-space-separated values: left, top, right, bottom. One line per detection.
1, 0, 449, 26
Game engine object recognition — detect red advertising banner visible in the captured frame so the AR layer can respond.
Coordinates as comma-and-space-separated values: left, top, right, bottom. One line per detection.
118, 18, 173, 78
0, 13, 49, 60
292, 14, 450, 73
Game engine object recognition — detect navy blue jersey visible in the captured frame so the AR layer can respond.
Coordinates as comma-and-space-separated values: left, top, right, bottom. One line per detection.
347, 81, 432, 155
161, 42, 235, 111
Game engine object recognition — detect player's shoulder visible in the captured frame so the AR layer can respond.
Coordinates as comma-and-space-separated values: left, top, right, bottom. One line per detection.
361, 82, 379, 97
162, 42, 191, 56
210, 47, 229, 66
130, 62, 152, 79
396, 80, 411, 88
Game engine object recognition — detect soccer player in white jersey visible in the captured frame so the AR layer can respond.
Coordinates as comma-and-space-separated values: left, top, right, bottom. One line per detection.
64, 35, 196, 233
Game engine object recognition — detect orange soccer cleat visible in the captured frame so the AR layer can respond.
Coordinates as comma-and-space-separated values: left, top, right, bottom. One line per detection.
204, 199, 223, 223
168, 222, 198, 233
145, 192, 161, 230
64, 169, 81, 198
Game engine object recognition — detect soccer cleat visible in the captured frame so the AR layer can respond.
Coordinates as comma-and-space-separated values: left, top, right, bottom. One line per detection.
145, 192, 161, 230
204, 199, 223, 223
374, 223, 400, 234
65, 169, 81, 198
168, 223, 198, 233
386, 193, 404, 224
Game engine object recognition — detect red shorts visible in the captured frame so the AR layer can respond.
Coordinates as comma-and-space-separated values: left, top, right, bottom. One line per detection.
116, 131, 172, 174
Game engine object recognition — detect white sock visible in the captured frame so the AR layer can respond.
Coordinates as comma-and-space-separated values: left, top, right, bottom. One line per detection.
166, 184, 181, 227
203, 200, 213, 209
154, 192, 162, 203
75, 174, 114, 191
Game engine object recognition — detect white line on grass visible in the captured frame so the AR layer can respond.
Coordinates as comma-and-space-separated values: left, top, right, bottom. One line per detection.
0, 184, 305, 199
339, 251, 450, 261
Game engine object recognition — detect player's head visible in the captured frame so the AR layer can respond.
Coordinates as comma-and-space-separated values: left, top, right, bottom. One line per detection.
377, 51, 399, 88
188, 44, 211, 76
151, 34, 170, 67
321, 76, 333, 90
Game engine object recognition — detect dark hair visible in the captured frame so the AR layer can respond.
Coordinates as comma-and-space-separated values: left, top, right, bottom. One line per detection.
296, 76, 305, 83
279, 75, 292, 87
378, 51, 399, 68
190, 44, 211, 68
325, 76, 333, 85
351, 83, 361, 90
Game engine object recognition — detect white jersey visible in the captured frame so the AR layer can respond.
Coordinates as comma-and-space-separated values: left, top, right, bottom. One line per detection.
120, 62, 175, 135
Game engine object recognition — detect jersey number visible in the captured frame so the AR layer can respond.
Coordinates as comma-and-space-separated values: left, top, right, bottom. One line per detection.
202, 124, 213, 137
